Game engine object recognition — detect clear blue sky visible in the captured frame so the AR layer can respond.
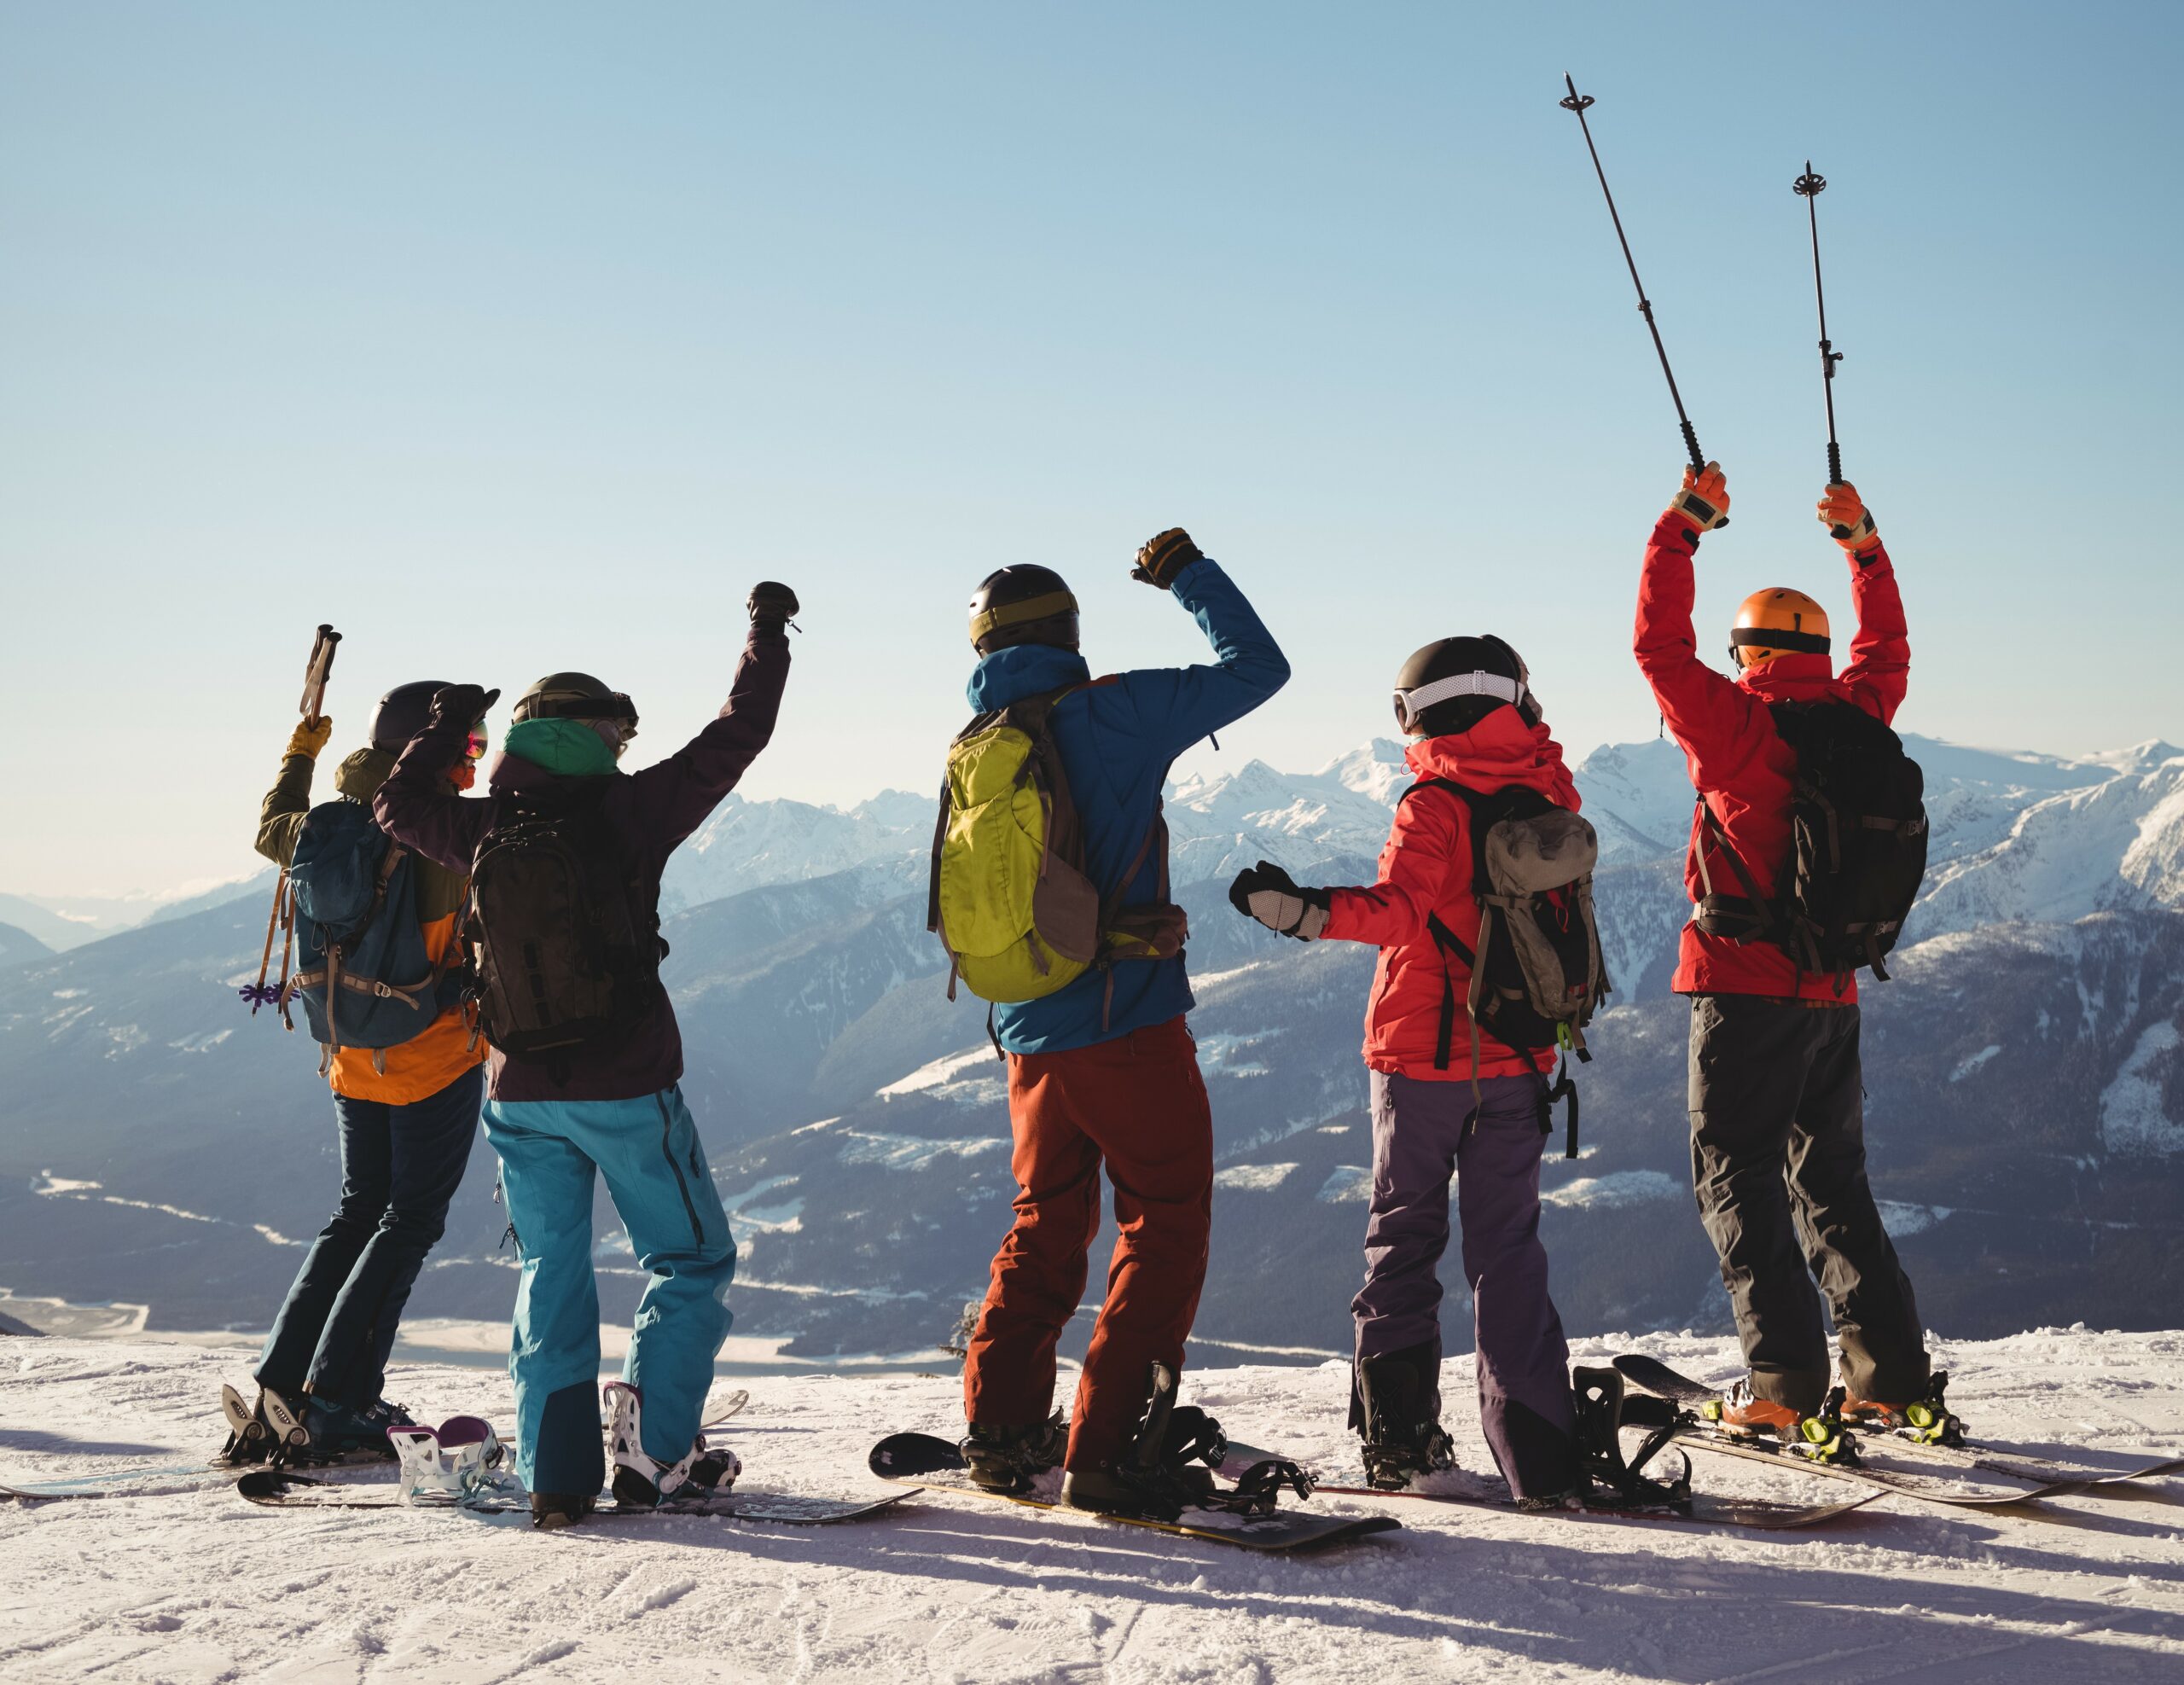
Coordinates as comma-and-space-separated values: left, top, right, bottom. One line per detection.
4, 1, 2179, 894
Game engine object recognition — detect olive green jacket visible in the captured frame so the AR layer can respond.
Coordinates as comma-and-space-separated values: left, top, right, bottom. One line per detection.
257, 747, 469, 923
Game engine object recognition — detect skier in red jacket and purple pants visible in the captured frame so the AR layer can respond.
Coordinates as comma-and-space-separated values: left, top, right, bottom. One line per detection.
1229, 636, 1584, 1502
1635, 463, 1937, 1440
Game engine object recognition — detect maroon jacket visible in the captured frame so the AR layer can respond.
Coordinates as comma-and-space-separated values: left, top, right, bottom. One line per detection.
374, 627, 791, 1102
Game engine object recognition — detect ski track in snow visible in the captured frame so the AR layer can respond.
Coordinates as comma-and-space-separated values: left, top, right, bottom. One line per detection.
2, 1330, 2182, 1682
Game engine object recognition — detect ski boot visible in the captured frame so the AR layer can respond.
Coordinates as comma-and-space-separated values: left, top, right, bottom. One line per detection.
1702, 1380, 1856, 1463
293, 1396, 412, 1466
604, 1380, 741, 1509
1352, 1342, 1458, 1492
961, 1412, 1066, 1495
1060, 1363, 1228, 1522
1571, 1367, 1692, 1514
531, 1491, 595, 1531
1843, 1370, 1964, 1447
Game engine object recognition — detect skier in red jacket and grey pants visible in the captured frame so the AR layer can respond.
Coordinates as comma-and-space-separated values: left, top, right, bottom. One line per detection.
1635, 463, 1939, 1441
1228, 636, 1586, 1502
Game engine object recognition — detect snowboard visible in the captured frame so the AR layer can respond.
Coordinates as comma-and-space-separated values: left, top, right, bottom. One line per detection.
9, 1388, 761, 1502
1298, 1465, 1879, 1531
866, 1432, 1401, 1554
235, 1467, 915, 1525
1612, 1356, 2077, 1509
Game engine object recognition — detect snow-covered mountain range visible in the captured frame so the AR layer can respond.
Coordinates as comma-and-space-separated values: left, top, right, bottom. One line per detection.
3, 732, 2181, 1367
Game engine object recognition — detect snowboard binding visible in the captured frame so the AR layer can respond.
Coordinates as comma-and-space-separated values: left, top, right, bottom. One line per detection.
605, 1380, 741, 1508
1572, 1366, 1692, 1512
961, 1411, 1066, 1495
1844, 1369, 1965, 1448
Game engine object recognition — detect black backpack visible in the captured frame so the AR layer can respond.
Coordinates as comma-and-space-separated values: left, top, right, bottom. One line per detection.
1695, 699, 1929, 985
1410, 780, 1610, 1158
465, 786, 665, 1063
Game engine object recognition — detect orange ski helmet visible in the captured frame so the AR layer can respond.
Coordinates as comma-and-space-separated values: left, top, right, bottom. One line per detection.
1728, 588, 1831, 671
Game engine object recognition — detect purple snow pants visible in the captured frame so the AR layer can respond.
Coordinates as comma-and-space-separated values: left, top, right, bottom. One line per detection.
1352, 1069, 1577, 1498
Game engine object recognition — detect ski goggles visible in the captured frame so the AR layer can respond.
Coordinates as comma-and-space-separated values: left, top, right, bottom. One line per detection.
1391, 669, 1529, 733
388, 1415, 507, 1504
464, 726, 490, 761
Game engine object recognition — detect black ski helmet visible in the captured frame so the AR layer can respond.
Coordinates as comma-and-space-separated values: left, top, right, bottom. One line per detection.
968, 566, 1079, 655
369, 681, 457, 752
1391, 636, 1540, 737
512, 671, 639, 741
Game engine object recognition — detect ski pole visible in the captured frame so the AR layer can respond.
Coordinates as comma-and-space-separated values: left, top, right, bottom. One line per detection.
1559, 75, 1722, 519
299, 623, 341, 724
1793, 162, 1855, 533
244, 623, 342, 1014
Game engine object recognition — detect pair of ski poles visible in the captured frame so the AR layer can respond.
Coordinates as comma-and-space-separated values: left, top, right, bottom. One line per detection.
243, 624, 341, 1016
1560, 75, 1859, 538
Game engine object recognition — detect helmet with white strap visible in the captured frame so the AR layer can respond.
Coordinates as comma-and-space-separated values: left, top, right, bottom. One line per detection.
1391, 636, 1539, 736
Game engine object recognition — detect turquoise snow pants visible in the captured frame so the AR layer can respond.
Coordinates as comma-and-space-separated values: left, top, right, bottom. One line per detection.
482, 1085, 735, 1495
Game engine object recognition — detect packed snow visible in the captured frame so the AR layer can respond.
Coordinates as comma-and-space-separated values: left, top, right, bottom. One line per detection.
3, 1329, 2182, 1681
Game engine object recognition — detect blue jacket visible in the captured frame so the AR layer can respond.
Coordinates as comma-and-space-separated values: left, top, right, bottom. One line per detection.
965, 557, 1289, 1054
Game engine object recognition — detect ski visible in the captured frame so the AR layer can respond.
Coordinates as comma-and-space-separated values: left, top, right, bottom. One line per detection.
1612, 1356, 2070, 1509
1844, 1430, 2182, 1492
867, 1432, 1401, 1554
235, 1468, 913, 1524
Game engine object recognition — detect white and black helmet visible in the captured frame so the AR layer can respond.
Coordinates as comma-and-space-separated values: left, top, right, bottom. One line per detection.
1391, 636, 1540, 736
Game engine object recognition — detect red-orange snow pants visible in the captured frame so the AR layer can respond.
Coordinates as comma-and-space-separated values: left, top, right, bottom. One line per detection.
962, 1014, 1215, 1472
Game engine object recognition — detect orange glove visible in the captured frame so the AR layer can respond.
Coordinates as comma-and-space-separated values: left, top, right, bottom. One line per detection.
286, 717, 334, 759
1670, 462, 1730, 533
1818, 482, 1877, 552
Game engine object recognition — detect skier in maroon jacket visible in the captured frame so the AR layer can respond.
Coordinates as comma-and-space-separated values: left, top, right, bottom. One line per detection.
375, 584, 796, 1526
1635, 464, 1940, 1442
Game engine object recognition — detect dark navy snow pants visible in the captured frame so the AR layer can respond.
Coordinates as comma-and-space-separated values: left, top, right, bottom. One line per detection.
483, 1085, 736, 1495
1352, 1069, 1577, 1498
257, 1064, 483, 1408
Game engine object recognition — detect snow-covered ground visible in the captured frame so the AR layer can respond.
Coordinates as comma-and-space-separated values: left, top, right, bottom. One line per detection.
3, 1329, 2182, 1682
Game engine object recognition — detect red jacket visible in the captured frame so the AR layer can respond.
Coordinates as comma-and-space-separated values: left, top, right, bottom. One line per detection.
1321, 714, 1578, 1080
1632, 512, 1909, 1001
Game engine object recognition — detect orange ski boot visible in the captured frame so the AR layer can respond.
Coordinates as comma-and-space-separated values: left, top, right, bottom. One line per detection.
1843, 1371, 1963, 1447
1703, 1380, 1854, 1461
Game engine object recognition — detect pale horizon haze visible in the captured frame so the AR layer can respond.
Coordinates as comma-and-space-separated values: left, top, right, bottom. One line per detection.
4, 2, 2180, 897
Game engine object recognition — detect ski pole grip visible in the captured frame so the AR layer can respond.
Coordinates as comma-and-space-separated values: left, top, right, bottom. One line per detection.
1827, 443, 1843, 485
1680, 422, 1726, 526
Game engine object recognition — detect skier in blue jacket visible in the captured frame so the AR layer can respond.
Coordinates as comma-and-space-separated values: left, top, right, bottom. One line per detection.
955, 528, 1290, 1518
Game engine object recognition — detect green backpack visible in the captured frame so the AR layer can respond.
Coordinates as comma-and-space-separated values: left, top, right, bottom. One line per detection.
926, 685, 1182, 1012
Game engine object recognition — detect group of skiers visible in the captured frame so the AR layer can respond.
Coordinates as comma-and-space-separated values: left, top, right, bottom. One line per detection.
234, 470, 1947, 1529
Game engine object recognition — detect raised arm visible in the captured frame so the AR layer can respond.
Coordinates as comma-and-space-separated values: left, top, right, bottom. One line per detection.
1633, 465, 1769, 792
1820, 483, 1908, 725
374, 687, 497, 873
1111, 531, 1290, 767
255, 718, 332, 867
625, 591, 794, 851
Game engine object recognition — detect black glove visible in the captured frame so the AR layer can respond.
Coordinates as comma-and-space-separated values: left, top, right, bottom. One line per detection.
427, 684, 499, 729
1227, 860, 1330, 941
1132, 527, 1204, 589
748, 581, 800, 633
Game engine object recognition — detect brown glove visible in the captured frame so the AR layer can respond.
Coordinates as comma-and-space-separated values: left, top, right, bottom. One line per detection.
1132, 527, 1204, 589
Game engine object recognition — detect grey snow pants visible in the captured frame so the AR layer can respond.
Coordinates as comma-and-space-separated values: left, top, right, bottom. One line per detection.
1687, 994, 1930, 1415
1353, 1069, 1577, 1498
